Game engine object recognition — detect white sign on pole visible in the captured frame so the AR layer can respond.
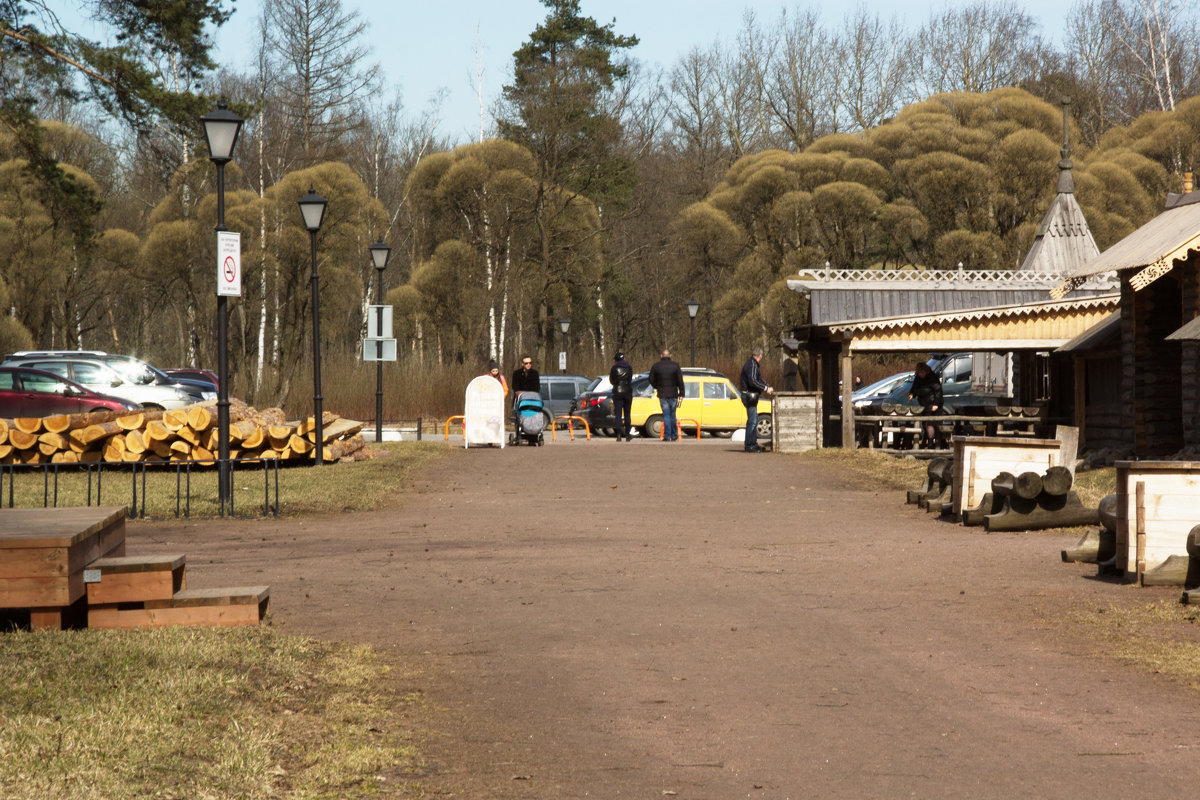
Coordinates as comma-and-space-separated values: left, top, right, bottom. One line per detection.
363, 338, 397, 361
558, 351, 566, 371
366, 305, 393, 339
217, 231, 242, 297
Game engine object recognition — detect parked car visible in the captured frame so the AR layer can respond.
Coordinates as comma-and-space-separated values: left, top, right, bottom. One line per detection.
3, 350, 217, 402
0, 366, 140, 417
536, 374, 593, 429
627, 371, 773, 439
863, 353, 1008, 413
574, 368, 723, 436
0, 357, 194, 409
852, 371, 913, 407
165, 367, 219, 388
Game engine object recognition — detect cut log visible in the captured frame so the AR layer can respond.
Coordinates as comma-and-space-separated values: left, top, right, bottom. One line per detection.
14, 417, 43, 435
162, 409, 189, 431
288, 434, 314, 454
1141, 554, 1192, 587
124, 429, 148, 454
175, 426, 200, 446
992, 403, 1011, 417
240, 427, 264, 449
79, 450, 102, 463
322, 433, 366, 462
191, 446, 214, 462
991, 471, 1017, 496
0, 417, 8, 443
74, 420, 123, 447
149, 439, 174, 458
1098, 493, 1118, 533
37, 431, 68, 456
315, 417, 364, 443
297, 412, 338, 438
43, 414, 72, 434
0, 443, 12, 460
9, 429, 38, 450
144, 420, 172, 441
1014, 471, 1043, 500
169, 440, 192, 457
1041, 465, 1073, 496
229, 419, 260, 442
187, 405, 214, 431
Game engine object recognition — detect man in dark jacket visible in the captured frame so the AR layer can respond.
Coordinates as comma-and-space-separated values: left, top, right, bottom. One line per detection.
740, 346, 773, 452
648, 349, 684, 441
511, 355, 540, 395
609, 351, 634, 441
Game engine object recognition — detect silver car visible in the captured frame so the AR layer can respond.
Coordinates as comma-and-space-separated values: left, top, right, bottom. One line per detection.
1, 358, 194, 409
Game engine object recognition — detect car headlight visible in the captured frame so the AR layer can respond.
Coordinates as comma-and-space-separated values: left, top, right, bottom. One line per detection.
202, 391, 217, 400
175, 388, 193, 401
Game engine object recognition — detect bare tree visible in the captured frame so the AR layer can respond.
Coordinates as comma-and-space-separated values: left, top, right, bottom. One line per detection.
913, 0, 1042, 95
766, 7, 836, 148
832, 7, 913, 131
262, 0, 381, 166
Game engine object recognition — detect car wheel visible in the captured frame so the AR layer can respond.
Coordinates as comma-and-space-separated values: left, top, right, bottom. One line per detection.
643, 415, 663, 438
756, 414, 773, 439
712, 430, 733, 438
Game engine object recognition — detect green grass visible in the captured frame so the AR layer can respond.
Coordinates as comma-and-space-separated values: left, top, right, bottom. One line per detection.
1, 441, 452, 518
0, 626, 424, 799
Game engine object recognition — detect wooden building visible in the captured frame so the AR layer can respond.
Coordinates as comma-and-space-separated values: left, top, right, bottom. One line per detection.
1060, 184, 1200, 457
786, 105, 1117, 447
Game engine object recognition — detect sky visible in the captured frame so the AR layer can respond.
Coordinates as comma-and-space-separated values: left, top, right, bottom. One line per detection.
207, 0, 1079, 143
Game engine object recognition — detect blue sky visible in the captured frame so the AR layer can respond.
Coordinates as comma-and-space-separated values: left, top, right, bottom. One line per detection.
91, 0, 1081, 143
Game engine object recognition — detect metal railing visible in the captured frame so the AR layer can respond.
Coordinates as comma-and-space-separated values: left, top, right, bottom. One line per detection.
1, 458, 280, 520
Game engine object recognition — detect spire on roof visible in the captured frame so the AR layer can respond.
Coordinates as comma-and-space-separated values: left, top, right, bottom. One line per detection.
1057, 97, 1075, 194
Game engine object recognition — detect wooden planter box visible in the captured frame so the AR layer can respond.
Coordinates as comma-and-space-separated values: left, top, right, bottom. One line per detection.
1116, 461, 1200, 581
951, 434, 1073, 519
772, 392, 821, 452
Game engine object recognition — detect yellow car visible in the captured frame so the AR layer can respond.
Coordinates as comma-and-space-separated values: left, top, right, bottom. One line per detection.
630, 372, 773, 438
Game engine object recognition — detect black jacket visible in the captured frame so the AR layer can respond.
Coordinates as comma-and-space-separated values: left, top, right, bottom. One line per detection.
740, 356, 768, 394
512, 367, 540, 394
911, 370, 942, 408
648, 357, 684, 399
609, 360, 633, 398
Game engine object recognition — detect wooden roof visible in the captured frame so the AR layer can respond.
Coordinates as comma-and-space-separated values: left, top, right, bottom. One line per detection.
824, 294, 1120, 352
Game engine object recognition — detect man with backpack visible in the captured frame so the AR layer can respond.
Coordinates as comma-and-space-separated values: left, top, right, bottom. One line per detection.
609, 351, 634, 441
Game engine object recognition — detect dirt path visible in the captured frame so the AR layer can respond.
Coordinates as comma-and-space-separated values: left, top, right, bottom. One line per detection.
132, 439, 1200, 798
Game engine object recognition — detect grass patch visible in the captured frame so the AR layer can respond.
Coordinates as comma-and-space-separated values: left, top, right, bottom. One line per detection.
1067, 600, 1200, 688
0, 442, 452, 518
795, 447, 929, 491
0, 626, 424, 799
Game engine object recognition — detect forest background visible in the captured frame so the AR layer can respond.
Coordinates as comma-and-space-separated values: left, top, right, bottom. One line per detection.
2, 0, 1198, 421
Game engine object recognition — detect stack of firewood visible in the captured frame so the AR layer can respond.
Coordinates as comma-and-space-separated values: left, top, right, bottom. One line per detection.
0, 401, 367, 465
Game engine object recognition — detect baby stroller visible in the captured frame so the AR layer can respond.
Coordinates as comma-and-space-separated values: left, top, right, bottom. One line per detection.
511, 391, 546, 446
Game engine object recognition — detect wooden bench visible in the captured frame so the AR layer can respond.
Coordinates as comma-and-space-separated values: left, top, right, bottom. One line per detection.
1116, 461, 1200, 584
88, 586, 270, 629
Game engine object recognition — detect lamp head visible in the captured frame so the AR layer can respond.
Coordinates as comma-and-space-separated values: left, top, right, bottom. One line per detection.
298, 187, 328, 232
369, 237, 391, 271
685, 299, 699, 319
200, 100, 243, 163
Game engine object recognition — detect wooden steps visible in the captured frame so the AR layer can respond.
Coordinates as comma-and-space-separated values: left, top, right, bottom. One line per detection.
1, 507, 269, 631
88, 585, 270, 630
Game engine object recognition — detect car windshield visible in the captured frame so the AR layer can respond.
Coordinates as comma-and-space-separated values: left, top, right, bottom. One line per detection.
107, 359, 160, 384
854, 372, 907, 398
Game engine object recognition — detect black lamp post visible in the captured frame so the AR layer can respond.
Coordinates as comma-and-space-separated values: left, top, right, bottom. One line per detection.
298, 186, 328, 464
369, 238, 391, 443
685, 299, 699, 367
559, 318, 570, 373
200, 100, 243, 515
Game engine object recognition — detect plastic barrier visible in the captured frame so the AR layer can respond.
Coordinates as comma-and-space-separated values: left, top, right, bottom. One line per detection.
443, 415, 465, 441
659, 418, 702, 441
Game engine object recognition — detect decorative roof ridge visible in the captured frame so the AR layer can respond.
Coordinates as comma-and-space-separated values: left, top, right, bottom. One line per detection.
826, 293, 1120, 332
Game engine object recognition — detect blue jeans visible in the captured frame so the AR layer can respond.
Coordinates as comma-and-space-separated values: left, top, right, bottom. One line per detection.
659, 397, 678, 440
745, 404, 759, 449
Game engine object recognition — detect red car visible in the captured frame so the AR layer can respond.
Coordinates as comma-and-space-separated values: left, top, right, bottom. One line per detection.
0, 367, 139, 418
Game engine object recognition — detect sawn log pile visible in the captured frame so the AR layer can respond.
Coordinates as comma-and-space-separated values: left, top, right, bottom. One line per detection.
0, 400, 368, 465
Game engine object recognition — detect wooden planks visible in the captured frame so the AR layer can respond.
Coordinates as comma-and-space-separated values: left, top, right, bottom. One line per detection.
85, 554, 186, 605
88, 586, 269, 629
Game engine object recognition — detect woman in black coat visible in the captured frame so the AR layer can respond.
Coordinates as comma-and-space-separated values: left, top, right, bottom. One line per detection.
908, 362, 943, 446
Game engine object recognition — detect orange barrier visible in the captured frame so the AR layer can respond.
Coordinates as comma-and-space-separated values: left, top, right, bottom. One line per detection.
443, 415, 465, 440
552, 415, 591, 441
658, 418, 702, 441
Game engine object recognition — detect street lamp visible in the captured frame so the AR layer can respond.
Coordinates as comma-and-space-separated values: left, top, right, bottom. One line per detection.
369, 238, 391, 443
558, 318, 570, 373
200, 99, 243, 516
298, 186, 328, 464
685, 299, 699, 367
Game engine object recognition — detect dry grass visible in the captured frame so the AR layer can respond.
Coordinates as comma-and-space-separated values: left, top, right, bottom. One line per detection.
0, 626, 424, 799
1, 442, 451, 519
795, 447, 930, 492
1066, 599, 1200, 688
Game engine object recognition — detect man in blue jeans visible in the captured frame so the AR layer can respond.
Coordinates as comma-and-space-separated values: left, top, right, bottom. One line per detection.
739, 345, 773, 452
648, 348, 684, 441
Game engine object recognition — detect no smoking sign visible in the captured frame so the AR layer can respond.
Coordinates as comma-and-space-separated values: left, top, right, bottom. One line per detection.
217, 230, 242, 297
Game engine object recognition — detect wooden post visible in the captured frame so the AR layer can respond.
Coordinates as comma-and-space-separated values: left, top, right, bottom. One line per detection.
840, 339, 854, 449
1135, 480, 1146, 581
1072, 354, 1086, 446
